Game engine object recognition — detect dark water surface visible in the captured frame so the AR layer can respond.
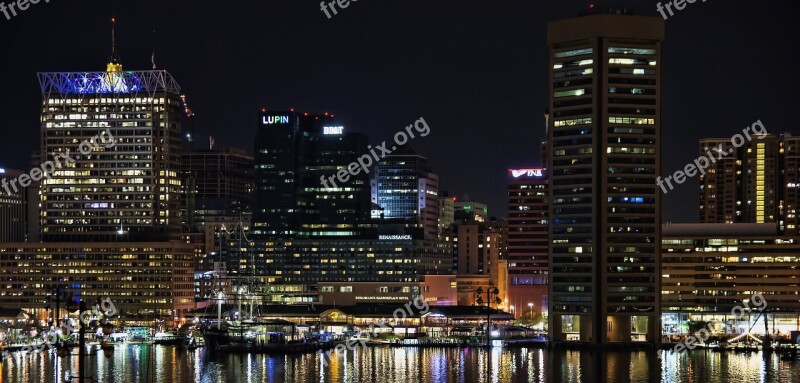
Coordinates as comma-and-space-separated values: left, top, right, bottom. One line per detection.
2, 344, 799, 382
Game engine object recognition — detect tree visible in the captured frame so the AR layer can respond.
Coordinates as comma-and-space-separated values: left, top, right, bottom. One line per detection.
518, 310, 543, 326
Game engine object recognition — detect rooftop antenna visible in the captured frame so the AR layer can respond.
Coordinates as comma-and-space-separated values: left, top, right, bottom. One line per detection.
151, 29, 157, 70
107, 16, 122, 71
111, 16, 117, 62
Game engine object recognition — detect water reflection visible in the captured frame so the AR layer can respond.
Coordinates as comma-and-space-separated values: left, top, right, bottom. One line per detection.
1, 345, 799, 382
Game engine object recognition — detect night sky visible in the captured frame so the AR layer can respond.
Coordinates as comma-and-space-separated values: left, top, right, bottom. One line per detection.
0, 0, 797, 223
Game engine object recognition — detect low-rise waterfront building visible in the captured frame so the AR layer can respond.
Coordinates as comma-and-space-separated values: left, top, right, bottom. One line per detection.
661, 223, 800, 335
0, 242, 196, 324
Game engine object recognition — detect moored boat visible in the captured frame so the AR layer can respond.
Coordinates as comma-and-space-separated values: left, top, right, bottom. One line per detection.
153, 331, 186, 345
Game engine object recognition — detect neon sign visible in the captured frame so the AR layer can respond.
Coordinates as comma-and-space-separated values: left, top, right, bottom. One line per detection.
263, 115, 290, 125
510, 169, 544, 178
379, 235, 412, 240
323, 126, 344, 135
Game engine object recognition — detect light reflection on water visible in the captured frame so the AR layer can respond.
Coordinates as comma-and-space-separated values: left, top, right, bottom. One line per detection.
1, 345, 799, 382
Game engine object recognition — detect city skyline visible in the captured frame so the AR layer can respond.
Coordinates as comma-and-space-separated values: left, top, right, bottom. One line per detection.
1, 2, 800, 381
1, 1, 798, 222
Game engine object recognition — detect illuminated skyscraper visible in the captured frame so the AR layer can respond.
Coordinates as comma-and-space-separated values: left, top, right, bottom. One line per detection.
7, 46, 198, 323
371, 146, 439, 240
547, 12, 664, 345
507, 168, 549, 319
37, 59, 185, 241
699, 134, 800, 235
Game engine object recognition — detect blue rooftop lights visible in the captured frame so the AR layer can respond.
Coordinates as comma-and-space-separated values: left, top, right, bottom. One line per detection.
37, 70, 181, 98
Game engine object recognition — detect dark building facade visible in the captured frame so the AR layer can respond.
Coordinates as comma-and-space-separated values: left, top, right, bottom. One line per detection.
0, 168, 26, 242
252, 110, 370, 239
182, 148, 253, 230
783, 135, 800, 235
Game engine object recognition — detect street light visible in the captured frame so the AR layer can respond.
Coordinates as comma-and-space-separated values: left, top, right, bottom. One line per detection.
510, 305, 515, 318
528, 302, 534, 322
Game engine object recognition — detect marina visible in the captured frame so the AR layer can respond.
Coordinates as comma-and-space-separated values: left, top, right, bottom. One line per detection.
3, 343, 800, 382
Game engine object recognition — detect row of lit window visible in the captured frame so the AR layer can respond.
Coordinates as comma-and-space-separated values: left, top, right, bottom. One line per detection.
554, 117, 592, 127
609, 58, 656, 66
47, 97, 163, 105
609, 117, 655, 125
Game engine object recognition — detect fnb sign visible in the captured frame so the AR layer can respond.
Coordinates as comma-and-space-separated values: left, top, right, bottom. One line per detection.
262, 115, 290, 125
510, 168, 544, 178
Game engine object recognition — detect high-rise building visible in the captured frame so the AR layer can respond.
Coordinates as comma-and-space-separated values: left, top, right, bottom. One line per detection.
446, 221, 509, 309
371, 147, 439, 239
0, 168, 26, 242
547, 12, 664, 345
182, 148, 253, 230
252, 110, 371, 239
507, 168, 549, 318
699, 139, 739, 223
451, 223, 500, 276
485, 217, 508, 260
782, 135, 800, 235
698, 134, 799, 235
250, 112, 451, 284
437, 192, 455, 234
38, 60, 185, 242
0, 38, 200, 325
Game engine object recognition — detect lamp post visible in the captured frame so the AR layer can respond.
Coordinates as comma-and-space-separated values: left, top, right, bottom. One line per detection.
49, 285, 65, 328
475, 286, 501, 383
510, 305, 515, 319
78, 300, 86, 383
475, 287, 501, 345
